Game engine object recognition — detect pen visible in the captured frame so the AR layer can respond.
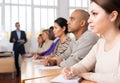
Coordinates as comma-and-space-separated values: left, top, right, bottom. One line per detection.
69, 71, 72, 76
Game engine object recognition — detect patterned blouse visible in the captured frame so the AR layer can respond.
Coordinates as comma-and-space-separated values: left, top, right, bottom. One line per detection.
53, 36, 71, 57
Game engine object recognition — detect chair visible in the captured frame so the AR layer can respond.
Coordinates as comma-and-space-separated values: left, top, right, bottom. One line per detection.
0, 57, 15, 79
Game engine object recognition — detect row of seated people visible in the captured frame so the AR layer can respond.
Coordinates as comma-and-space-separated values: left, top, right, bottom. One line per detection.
29, 27, 56, 58
29, 17, 72, 63
29, 15, 99, 68
27, 0, 120, 82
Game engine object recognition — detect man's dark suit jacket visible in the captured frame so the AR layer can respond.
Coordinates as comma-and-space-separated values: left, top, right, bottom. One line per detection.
10, 30, 27, 54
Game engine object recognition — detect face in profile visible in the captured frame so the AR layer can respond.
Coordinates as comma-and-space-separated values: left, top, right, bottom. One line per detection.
53, 22, 65, 38
67, 11, 82, 33
88, 2, 112, 34
42, 31, 48, 41
37, 35, 43, 44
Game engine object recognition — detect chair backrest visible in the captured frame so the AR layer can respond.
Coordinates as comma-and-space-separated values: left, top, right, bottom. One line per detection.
0, 57, 15, 73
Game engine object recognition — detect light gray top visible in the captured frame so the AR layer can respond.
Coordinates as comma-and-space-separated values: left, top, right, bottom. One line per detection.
72, 38, 120, 83
60, 30, 99, 67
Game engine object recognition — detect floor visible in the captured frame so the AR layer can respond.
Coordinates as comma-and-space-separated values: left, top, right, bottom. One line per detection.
0, 72, 21, 83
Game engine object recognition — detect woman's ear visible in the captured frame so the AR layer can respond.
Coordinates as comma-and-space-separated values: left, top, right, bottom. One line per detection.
62, 26, 66, 32
80, 20, 86, 27
109, 10, 118, 22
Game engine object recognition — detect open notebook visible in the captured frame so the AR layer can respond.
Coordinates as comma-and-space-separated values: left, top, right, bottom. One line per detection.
51, 74, 81, 83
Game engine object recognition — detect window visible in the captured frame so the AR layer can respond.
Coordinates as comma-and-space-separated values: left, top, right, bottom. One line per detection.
0, 0, 2, 3
34, 0, 57, 36
0, 7, 1, 28
1, 0, 57, 39
69, 0, 90, 15
0, 0, 91, 52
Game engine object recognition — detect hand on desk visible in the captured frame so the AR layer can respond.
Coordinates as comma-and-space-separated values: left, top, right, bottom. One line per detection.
44, 58, 57, 66
32, 54, 42, 60
62, 67, 77, 80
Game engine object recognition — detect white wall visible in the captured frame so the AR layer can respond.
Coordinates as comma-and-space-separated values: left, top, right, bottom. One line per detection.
0, 39, 13, 52
57, 0, 69, 19
26, 0, 70, 52
0, 0, 88, 52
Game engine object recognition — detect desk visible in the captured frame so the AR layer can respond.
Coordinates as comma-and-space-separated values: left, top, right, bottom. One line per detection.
81, 80, 95, 83
25, 74, 59, 83
0, 53, 15, 79
25, 74, 95, 83
21, 58, 61, 83
21, 58, 95, 83
0, 52, 13, 57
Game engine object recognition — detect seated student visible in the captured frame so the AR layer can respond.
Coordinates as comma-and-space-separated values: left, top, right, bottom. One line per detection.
32, 26, 58, 59
38, 29, 53, 52
37, 26, 58, 56
50, 17, 71, 58
45, 9, 99, 67
28, 34, 44, 55
37, 37, 59, 56
62, 0, 120, 83
37, 34, 44, 48
32, 29, 53, 59
48, 26, 56, 40
36, 17, 71, 63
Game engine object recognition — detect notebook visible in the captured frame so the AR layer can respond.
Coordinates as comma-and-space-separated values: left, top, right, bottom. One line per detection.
51, 74, 80, 83
32, 59, 44, 62
34, 65, 61, 70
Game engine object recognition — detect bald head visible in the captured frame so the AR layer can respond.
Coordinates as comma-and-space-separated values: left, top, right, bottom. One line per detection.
73, 10, 89, 27
67, 9, 89, 38
73, 9, 89, 20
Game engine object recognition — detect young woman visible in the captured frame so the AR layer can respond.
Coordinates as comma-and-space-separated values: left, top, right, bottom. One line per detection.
37, 26, 58, 56
32, 29, 53, 59
44, 17, 71, 66
37, 34, 44, 48
38, 29, 53, 53
62, 0, 120, 83
29, 34, 44, 55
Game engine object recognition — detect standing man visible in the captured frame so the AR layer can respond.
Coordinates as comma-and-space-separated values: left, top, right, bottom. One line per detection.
10, 22, 27, 76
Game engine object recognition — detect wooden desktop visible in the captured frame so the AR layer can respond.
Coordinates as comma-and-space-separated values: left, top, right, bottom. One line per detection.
21, 57, 95, 83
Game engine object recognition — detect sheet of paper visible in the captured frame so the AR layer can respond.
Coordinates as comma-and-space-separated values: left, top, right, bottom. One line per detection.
51, 74, 80, 83
34, 65, 61, 70
32, 59, 44, 62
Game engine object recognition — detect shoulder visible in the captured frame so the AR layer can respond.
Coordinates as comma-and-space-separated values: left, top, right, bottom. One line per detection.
21, 30, 26, 34
21, 30, 25, 33
94, 38, 104, 48
11, 30, 16, 34
84, 30, 98, 38
67, 36, 71, 40
66, 36, 71, 43
12, 30, 16, 32
82, 30, 99, 41
48, 40, 53, 44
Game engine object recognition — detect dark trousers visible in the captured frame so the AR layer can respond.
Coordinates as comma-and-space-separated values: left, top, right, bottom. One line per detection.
14, 51, 21, 72
14, 51, 25, 72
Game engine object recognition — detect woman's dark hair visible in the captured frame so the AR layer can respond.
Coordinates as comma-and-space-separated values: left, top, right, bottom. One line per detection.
38, 34, 42, 37
91, 0, 120, 29
54, 17, 68, 34
48, 26, 55, 40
